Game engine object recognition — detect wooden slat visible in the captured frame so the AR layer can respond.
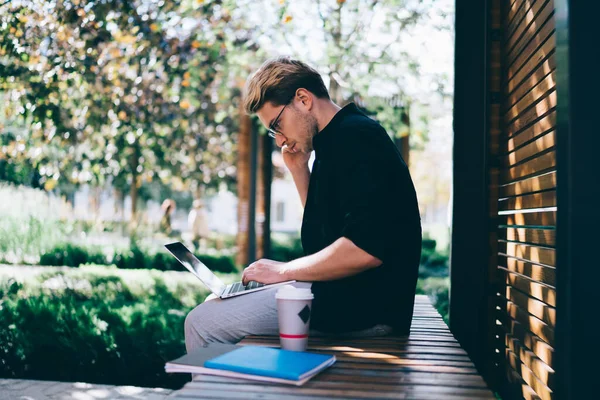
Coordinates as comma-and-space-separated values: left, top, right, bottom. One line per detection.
505, 286, 556, 328
507, 65, 555, 114
173, 388, 491, 400
315, 368, 489, 387
183, 379, 497, 400
322, 362, 479, 374
498, 310, 554, 354
499, 253, 556, 287
499, 210, 556, 228
506, 90, 556, 140
507, 106, 555, 141
508, 33, 555, 96
505, 367, 544, 400
506, 0, 530, 35
506, 72, 556, 121
502, 150, 556, 182
503, 227, 555, 246
508, 52, 555, 108
239, 343, 471, 359
508, 29, 554, 91
506, 300, 555, 345
169, 295, 495, 399
314, 353, 475, 367
498, 190, 556, 211
499, 171, 556, 197
244, 337, 463, 347
507, 110, 555, 147
507, 9, 555, 73
498, 241, 556, 266
506, 0, 554, 67
505, 334, 555, 389
504, 130, 555, 166
506, 349, 553, 399
496, 311, 555, 366
499, 269, 556, 308
193, 372, 489, 390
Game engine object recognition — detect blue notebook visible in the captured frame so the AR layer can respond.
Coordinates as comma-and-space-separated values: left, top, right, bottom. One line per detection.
204, 345, 336, 382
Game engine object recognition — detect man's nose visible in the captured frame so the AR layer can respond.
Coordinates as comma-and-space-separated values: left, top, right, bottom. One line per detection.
275, 135, 287, 148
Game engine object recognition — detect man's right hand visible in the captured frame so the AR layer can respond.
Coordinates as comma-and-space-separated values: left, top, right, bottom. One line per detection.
282, 144, 311, 173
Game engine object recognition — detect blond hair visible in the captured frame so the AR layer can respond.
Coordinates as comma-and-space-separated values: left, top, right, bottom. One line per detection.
243, 57, 330, 114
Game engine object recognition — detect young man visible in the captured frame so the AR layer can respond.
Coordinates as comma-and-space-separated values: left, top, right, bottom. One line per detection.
184, 57, 422, 353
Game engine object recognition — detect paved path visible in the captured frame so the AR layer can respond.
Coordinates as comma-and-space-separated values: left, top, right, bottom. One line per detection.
0, 379, 172, 400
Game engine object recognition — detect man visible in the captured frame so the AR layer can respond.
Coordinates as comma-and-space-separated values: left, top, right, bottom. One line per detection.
184, 57, 422, 353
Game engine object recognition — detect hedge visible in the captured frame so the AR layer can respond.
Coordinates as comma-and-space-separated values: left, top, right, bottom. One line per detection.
0, 265, 237, 389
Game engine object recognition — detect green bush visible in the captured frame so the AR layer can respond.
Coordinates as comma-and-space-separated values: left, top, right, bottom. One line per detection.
0, 216, 66, 263
38, 243, 237, 274
270, 234, 304, 262
418, 237, 449, 279
0, 265, 239, 389
421, 238, 437, 251
39, 244, 108, 267
417, 277, 450, 324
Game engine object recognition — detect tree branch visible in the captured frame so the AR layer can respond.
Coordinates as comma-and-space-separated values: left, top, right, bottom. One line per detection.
315, 0, 329, 33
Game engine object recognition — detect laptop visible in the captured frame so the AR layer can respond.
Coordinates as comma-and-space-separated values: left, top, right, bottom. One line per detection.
165, 242, 296, 299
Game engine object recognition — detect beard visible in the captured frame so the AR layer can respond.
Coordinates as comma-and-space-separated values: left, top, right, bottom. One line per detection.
298, 112, 319, 152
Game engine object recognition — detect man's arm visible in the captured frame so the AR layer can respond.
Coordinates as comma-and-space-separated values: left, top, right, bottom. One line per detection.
241, 237, 382, 285
283, 237, 382, 282
290, 166, 310, 208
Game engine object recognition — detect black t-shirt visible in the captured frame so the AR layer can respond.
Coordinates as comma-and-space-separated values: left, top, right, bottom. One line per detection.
301, 103, 422, 334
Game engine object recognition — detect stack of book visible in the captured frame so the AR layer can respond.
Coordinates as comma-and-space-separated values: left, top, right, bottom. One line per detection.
165, 343, 336, 386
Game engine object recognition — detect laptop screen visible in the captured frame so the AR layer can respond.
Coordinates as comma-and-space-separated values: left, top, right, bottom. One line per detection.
165, 242, 226, 295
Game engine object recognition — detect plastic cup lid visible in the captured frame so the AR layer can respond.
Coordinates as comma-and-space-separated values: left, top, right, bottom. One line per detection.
275, 284, 314, 300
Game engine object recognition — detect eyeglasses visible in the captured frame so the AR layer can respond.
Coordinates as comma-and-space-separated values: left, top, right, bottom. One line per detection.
267, 102, 289, 139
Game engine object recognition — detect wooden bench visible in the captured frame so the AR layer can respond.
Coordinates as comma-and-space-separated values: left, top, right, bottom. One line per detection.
169, 295, 495, 399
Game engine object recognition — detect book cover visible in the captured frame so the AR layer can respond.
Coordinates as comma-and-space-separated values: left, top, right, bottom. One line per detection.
203, 345, 336, 381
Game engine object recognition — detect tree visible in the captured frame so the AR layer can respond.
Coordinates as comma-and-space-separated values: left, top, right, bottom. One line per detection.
252, 0, 451, 148
0, 0, 255, 222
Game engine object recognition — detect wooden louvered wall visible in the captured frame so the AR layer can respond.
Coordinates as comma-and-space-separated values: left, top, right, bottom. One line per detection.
495, 0, 557, 399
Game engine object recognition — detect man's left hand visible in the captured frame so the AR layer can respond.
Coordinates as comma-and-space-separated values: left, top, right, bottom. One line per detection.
241, 259, 290, 286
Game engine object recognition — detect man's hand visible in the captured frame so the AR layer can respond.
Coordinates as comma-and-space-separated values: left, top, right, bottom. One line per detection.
282, 144, 311, 173
241, 259, 290, 286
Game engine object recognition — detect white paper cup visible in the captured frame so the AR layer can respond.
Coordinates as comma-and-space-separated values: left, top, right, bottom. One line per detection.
275, 285, 314, 351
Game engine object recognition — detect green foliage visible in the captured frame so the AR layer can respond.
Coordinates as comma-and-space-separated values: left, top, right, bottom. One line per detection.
270, 234, 304, 262
0, 0, 255, 200
419, 238, 449, 278
271, 0, 449, 145
421, 238, 437, 251
0, 216, 66, 263
0, 130, 39, 186
417, 277, 450, 324
39, 244, 108, 267
39, 243, 237, 274
0, 265, 236, 388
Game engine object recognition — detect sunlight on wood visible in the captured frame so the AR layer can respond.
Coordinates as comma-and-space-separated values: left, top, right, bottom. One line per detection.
507, 73, 556, 121
507, 130, 555, 166
506, 337, 553, 385
339, 351, 401, 361
501, 171, 556, 198
508, 351, 553, 400
508, 35, 556, 93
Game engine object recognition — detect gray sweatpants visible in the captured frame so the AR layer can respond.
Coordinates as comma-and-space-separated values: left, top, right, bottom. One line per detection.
184, 282, 393, 353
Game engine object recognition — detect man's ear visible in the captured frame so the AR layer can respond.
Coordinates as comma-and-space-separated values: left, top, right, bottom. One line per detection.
295, 88, 313, 111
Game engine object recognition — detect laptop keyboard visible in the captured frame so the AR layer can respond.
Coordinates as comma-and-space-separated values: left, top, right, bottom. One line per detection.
224, 281, 265, 295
